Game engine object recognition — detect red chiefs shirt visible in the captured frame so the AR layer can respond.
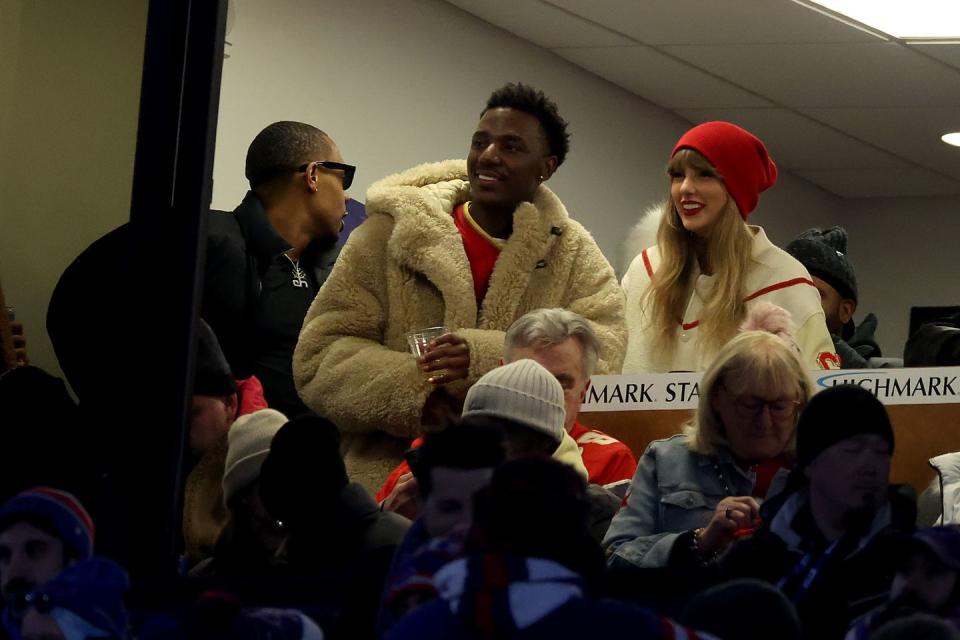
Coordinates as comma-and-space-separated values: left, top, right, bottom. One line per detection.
375, 423, 638, 502
452, 202, 504, 304
569, 422, 638, 487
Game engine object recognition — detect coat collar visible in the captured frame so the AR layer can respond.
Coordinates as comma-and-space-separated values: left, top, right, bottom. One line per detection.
365, 159, 570, 329
234, 191, 290, 258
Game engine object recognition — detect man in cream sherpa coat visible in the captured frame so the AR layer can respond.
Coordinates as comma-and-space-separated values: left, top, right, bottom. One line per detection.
294, 84, 625, 490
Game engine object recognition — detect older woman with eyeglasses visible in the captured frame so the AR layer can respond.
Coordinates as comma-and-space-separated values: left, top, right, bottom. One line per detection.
603, 330, 811, 570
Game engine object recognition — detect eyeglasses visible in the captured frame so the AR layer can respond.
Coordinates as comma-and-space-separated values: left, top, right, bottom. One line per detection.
721, 384, 800, 420
297, 160, 355, 190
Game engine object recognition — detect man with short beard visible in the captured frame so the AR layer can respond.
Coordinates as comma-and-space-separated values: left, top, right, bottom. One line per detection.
0, 488, 94, 638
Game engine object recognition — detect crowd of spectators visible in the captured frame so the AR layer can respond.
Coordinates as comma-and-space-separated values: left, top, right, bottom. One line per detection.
1, 81, 958, 640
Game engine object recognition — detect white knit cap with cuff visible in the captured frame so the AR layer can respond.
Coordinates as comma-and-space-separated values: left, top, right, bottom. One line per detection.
222, 408, 288, 507
462, 359, 565, 444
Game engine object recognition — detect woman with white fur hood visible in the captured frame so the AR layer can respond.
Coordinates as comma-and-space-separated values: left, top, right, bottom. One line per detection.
293, 84, 625, 491
620, 121, 837, 373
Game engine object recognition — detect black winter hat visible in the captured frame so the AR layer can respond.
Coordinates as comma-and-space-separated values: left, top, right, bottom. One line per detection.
796, 384, 894, 469
786, 226, 858, 302
194, 319, 237, 397
682, 578, 801, 640
258, 414, 348, 527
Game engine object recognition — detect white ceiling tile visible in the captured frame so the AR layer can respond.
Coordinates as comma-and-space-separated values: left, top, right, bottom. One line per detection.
801, 107, 960, 180
793, 167, 960, 198
445, 0, 960, 197
445, 0, 633, 48
664, 42, 960, 108
910, 42, 960, 72
544, 0, 879, 44
675, 108, 903, 170
555, 46, 771, 109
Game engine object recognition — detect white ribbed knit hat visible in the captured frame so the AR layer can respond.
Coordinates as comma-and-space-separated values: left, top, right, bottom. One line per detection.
462, 359, 565, 443
222, 408, 288, 506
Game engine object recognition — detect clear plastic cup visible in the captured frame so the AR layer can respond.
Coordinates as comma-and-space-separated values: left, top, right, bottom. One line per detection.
407, 326, 448, 380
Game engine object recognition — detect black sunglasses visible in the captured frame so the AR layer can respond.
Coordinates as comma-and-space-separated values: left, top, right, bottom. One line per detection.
297, 160, 355, 190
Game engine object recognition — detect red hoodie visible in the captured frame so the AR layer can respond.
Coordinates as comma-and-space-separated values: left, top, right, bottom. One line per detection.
235, 376, 269, 417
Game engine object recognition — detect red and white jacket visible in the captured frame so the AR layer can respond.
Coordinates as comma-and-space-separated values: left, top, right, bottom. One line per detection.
622, 226, 839, 373
570, 422, 637, 488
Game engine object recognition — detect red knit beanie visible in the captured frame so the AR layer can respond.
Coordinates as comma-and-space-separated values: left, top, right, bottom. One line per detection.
672, 121, 778, 218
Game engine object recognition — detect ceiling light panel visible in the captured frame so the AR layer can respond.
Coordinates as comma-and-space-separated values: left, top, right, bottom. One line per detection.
806, 1, 960, 39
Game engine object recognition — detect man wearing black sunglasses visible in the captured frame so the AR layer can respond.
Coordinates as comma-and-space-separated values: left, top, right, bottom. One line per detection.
203, 121, 355, 418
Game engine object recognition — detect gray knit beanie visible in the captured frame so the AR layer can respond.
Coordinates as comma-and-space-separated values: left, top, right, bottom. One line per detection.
462, 359, 565, 444
785, 226, 858, 302
222, 409, 288, 507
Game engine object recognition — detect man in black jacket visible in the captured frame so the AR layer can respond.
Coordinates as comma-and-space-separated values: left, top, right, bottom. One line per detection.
204, 121, 356, 416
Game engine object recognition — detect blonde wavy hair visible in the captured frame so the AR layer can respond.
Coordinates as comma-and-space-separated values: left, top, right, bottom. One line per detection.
684, 330, 811, 457
644, 149, 755, 367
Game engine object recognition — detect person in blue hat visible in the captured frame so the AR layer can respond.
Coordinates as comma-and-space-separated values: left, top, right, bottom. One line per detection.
0, 488, 94, 616
8, 556, 128, 640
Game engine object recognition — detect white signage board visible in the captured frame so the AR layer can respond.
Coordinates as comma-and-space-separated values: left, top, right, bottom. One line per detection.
581, 366, 960, 412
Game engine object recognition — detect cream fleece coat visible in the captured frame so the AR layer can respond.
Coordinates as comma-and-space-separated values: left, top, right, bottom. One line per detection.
294, 160, 626, 490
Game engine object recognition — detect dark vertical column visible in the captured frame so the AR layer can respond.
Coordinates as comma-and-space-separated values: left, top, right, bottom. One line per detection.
94, 0, 226, 579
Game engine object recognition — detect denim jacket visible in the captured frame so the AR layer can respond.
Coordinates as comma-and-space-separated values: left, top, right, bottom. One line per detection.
602, 434, 789, 569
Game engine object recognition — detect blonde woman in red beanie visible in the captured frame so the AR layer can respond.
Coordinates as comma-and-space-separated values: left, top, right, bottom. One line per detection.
621, 121, 837, 373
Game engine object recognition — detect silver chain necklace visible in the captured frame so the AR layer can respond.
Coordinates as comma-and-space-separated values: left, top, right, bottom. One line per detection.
711, 459, 733, 496
282, 252, 309, 288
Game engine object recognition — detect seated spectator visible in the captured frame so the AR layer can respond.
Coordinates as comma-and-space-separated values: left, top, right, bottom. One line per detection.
183, 320, 271, 564
387, 458, 716, 640
0, 290, 26, 371
682, 578, 801, 640
786, 226, 883, 368
191, 409, 288, 578
871, 614, 960, 640
184, 591, 325, 640
929, 453, 960, 525
722, 384, 915, 639
0, 366, 82, 501
9, 557, 129, 640
846, 525, 960, 638
183, 320, 267, 563
461, 359, 621, 541
293, 83, 626, 492
0, 488, 94, 632
378, 419, 505, 632
377, 308, 636, 513
905, 311, 960, 367
604, 329, 811, 569
380, 360, 621, 631
460, 359, 587, 479
257, 415, 409, 640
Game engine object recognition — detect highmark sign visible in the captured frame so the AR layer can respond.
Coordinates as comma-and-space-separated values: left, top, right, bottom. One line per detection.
581, 366, 960, 412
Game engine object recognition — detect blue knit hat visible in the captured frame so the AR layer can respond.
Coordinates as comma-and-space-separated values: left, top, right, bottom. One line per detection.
0, 488, 94, 560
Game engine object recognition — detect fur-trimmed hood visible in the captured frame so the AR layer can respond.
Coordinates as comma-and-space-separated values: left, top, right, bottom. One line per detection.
619, 200, 664, 275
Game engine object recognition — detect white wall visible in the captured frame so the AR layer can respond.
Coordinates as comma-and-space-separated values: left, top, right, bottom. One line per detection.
213, 0, 841, 273
841, 196, 960, 358
0, 0, 148, 379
